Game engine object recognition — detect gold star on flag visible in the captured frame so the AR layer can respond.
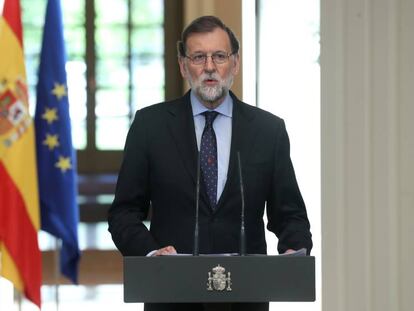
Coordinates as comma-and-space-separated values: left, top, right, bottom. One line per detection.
43, 134, 60, 150
42, 107, 59, 124
51, 82, 67, 100
55, 156, 72, 173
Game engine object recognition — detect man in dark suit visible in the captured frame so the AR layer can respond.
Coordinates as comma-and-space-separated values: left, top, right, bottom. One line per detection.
108, 16, 312, 311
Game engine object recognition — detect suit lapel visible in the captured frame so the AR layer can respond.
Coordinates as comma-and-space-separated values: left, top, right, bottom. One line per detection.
166, 92, 199, 184
167, 91, 256, 212
216, 93, 256, 210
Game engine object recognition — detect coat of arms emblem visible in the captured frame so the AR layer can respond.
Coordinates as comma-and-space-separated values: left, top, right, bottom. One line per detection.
207, 264, 232, 291
0, 78, 31, 150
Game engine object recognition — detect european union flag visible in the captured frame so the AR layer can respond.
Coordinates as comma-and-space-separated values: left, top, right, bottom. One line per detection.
34, 0, 80, 284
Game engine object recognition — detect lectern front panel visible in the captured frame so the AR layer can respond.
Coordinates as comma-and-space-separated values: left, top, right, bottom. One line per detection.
124, 256, 315, 303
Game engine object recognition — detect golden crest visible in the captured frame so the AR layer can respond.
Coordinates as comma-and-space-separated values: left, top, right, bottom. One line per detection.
207, 264, 232, 291
0, 77, 31, 149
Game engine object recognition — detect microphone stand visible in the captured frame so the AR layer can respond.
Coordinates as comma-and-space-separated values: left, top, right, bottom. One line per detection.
237, 151, 246, 256
193, 152, 201, 256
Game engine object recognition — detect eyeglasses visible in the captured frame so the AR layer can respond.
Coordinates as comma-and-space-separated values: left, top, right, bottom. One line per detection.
185, 52, 235, 65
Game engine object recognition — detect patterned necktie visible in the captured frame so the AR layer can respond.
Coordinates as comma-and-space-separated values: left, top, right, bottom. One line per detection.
200, 111, 219, 209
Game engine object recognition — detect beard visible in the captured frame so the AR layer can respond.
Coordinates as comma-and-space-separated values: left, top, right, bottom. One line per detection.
186, 70, 234, 104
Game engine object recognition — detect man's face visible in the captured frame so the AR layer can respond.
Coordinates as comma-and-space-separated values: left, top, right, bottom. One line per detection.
179, 28, 240, 108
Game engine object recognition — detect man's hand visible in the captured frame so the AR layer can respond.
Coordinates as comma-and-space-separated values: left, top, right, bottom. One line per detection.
284, 249, 296, 254
153, 245, 177, 256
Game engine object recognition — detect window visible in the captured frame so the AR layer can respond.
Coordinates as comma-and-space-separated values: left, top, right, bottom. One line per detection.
94, 0, 164, 150
21, 0, 167, 173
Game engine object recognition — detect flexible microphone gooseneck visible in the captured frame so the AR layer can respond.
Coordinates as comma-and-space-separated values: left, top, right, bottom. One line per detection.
193, 152, 201, 256
237, 151, 246, 256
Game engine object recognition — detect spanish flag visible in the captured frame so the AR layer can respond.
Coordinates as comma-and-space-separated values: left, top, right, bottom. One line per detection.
0, 0, 42, 308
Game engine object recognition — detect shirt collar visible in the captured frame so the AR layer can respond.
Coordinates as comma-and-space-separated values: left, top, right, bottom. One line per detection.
190, 89, 233, 118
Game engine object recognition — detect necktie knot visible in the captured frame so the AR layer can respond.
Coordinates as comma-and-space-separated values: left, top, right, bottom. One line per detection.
203, 111, 219, 128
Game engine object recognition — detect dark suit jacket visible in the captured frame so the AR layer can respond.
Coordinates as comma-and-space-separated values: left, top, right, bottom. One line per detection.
108, 91, 312, 256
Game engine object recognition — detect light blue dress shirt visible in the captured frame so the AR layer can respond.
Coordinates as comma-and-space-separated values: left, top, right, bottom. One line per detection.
190, 90, 233, 202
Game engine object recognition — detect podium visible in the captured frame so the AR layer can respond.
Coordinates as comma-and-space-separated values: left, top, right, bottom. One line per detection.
124, 255, 315, 303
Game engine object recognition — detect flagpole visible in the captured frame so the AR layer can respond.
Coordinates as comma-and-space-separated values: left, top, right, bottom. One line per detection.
13, 288, 22, 311
54, 238, 61, 311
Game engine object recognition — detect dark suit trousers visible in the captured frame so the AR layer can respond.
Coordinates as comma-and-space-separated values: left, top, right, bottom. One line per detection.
144, 302, 269, 311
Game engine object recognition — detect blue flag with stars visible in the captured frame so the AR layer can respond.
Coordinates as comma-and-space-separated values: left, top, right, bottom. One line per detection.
34, 0, 80, 284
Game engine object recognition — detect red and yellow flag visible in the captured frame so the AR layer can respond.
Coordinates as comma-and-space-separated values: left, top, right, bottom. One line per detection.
0, 0, 42, 307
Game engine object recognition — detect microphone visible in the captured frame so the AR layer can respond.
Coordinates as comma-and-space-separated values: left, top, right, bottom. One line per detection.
237, 151, 246, 256
193, 152, 201, 256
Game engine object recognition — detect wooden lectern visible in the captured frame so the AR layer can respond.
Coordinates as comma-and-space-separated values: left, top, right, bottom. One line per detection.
124, 255, 315, 303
